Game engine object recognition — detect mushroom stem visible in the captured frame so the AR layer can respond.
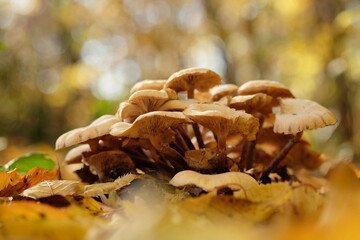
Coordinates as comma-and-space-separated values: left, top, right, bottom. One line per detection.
192, 124, 205, 149
260, 131, 303, 182
161, 147, 188, 171
187, 88, 195, 99
217, 135, 227, 171
176, 127, 195, 150
244, 115, 265, 170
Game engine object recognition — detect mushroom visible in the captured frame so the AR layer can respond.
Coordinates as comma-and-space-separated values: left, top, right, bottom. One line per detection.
116, 89, 172, 122
130, 80, 167, 94
260, 98, 337, 182
110, 111, 193, 171
84, 150, 136, 182
184, 103, 259, 171
237, 80, 295, 102
169, 170, 258, 192
55, 115, 121, 151
210, 84, 239, 102
165, 68, 222, 148
229, 93, 273, 170
164, 67, 222, 99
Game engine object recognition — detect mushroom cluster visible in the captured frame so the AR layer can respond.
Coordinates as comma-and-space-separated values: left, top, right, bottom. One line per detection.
56, 67, 337, 185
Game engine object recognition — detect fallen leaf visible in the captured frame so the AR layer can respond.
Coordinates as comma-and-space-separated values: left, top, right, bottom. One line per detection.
0, 167, 58, 197
0, 201, 89, 240
5, 153, 56, 174
22, 180, 81, 199
22, 173, 142, 199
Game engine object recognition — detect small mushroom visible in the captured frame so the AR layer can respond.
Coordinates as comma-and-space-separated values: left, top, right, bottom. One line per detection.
130, 80, 167, 94
229, 93, 273, 170
229, 93, 273, 114
117, 89, 172, 122
184, 103, 259, 171
164, 67, 222, 99
238, 80, 295, 101
260, 98, 337, 182
169, 170, 258, 192
55, 115, 121, 151
210, 84, 239, 101
165, 68, 222, 148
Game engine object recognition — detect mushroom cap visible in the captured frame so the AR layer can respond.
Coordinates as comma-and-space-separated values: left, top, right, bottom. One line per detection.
169, 170, 258, 192
110, 111, 192, 138
116, 89, 172, 122
158, 99, 198, 111
165, 67, 222, 93
229, 93, 273, 114
273, 98, 337, 135
210, 84, 239, 101
184, 103, 259, 140
130, 80, 167, 94
64, 144, 91, 164
238, 80, 294, 98
55, 115, 121, 150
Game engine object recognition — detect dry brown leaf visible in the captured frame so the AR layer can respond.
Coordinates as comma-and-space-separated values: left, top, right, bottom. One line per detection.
22, 173, 141, 199
0, 167, 58, 197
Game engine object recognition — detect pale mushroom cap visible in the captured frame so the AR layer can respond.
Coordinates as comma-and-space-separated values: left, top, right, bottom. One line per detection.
273, 98, 337, 135
229, 93, 273, 113
165, 67, 222, 93
169, 170, 258, 192
210, 84, 239, 101
130, 80, 167, 94
55, 115, 121, 150
117, 89, 172, 122
64, 144, 91, 164
184, 104, 259, 140
128, 89, 169, 104
238, 80, 294, 98
110, 111, 192, 138
116, 102, 144, 122
158, 99, 198, 111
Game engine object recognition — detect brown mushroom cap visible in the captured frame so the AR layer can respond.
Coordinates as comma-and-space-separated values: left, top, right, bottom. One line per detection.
210, 84, 239, 101
164, 67, 222, 95
110, 111, 192, 139
184, 103, 259, 141
130, 80, 167, 94
229, 93, 273, 114
169, 170, 258, 192
273, 98, 337, 135
55, 115, 121, 150
238, 80, 295, 99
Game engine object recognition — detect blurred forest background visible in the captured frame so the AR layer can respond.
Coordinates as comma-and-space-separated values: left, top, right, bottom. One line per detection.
0, 0, 359, 164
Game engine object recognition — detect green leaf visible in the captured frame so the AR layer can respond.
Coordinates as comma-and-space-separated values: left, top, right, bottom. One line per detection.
6, 153, 56, 174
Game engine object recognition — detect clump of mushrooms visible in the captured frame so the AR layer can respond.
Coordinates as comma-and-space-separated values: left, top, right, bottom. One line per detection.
56, 68, 337, 189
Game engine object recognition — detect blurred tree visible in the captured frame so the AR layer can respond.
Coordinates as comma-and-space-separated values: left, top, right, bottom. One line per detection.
0, 0, 359, 162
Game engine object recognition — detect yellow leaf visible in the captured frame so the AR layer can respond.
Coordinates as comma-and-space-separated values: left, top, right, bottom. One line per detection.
0, 201, 88, 240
